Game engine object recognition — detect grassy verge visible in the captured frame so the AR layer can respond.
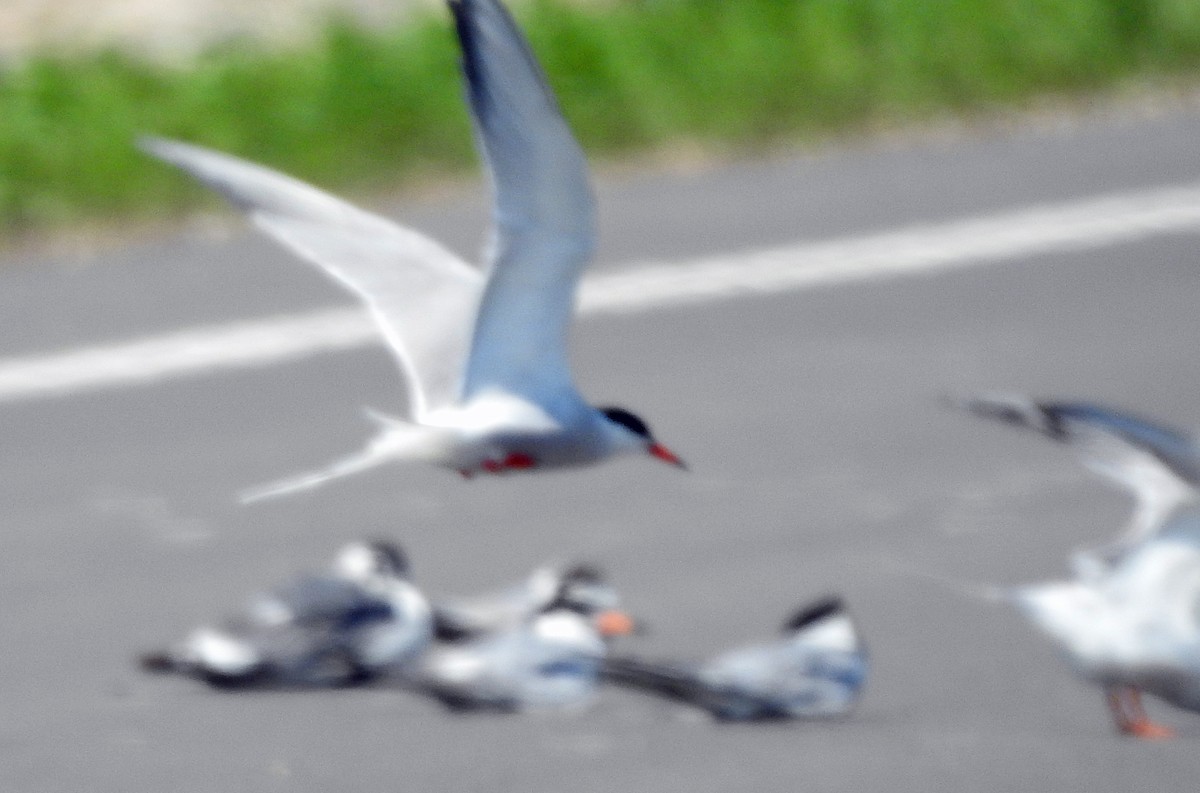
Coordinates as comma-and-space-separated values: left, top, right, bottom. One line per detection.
3, 0, 1200, 232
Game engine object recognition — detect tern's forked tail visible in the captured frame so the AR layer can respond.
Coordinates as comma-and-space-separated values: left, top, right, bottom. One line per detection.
239, 445, 394, 503
239, 410, 430, 503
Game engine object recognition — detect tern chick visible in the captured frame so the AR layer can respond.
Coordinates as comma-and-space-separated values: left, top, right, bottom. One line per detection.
604, 596, 867, 721
140, 540, 432, 688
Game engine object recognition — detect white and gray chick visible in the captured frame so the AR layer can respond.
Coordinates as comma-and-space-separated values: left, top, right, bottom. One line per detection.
432, 562, 634, 642
140, 540, 432, 688
604, 596, 868, 721
405, 572, 638, 712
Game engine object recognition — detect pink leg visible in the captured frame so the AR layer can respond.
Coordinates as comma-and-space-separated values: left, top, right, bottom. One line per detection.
1106, 686, 1174, 739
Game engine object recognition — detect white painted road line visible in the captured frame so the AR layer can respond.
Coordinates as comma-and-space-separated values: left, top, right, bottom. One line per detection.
3, 181, 1200, 403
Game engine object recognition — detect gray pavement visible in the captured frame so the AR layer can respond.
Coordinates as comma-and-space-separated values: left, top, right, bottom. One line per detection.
4, 104, 1200, 791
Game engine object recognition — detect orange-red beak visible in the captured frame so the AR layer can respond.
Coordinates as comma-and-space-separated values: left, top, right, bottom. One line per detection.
594, 609, 638, 638
648, 443, 687, 470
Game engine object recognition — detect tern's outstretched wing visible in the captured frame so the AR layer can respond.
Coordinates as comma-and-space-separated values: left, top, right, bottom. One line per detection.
140, 137, 483, 419
254, 576, 392, 630
433, 576, 543, 641
951, 393, 1200, 554
450, 0, 596, 411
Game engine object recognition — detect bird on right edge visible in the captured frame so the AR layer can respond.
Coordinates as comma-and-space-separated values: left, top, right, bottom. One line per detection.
951, 392, 1200, 738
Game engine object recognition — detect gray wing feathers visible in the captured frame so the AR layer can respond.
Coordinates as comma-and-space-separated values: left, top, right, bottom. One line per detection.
1072, 428, 1198, 553
139, 136, 483, 418
264, 576, 384, 626
951, 393, 1199, 557
451, 0, 596, 407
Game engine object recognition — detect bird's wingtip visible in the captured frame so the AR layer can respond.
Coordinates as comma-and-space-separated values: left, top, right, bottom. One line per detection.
940, 389, 1027, 415
237, 474, 320, 504
938, 389, 975, 412
136, 134, 184, 162
138, 650, 179, 674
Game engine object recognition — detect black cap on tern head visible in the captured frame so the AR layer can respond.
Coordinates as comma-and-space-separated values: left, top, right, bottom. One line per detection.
562, 563, 606, 586
599, 406, 652, 439
783, 596, 845, 633
600, 406, 688, 469
540, 580, 595, 616
366, 540, 410, 577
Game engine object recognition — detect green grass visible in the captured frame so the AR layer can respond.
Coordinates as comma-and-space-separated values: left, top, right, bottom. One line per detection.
3, 0, 1200, 232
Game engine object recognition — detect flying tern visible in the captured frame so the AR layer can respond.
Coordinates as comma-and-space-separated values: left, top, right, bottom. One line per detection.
953, 392, 1200, 738
141, 0, 685, 501
604, 596, 868, 721
140, 540, 432, 688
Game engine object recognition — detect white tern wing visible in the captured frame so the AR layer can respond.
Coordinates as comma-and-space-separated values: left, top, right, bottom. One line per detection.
450, 0, 596, 411
951, 393, 1200, 570
140, 136, 483, 419
1071, 427, 1198, 549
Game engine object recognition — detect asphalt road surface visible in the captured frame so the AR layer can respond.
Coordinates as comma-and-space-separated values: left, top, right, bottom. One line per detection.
5, 103, 1200, 792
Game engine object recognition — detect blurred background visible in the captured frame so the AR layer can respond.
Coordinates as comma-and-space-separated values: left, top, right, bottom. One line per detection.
2, 0, 1200, 235
0, 0, 433, 56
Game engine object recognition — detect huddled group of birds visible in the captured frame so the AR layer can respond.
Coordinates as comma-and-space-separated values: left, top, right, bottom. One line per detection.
134, 0, 1200, 737
141, 542, 868, 719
